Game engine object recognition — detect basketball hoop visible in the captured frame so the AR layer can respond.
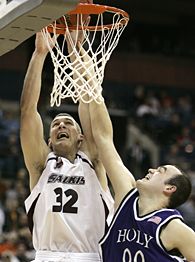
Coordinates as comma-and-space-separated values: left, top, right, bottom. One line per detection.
42, 3, 129, 107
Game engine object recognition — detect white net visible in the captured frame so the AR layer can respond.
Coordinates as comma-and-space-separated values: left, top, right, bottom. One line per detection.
42, 7, 129, 107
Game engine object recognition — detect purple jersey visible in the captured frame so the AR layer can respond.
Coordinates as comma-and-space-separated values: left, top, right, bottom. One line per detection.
99, 188, 186, 262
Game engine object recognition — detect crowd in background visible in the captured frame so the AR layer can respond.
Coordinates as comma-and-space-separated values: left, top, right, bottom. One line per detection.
0, 105, 34, 261
106, 84, 195, 231
0, 7, 195, 261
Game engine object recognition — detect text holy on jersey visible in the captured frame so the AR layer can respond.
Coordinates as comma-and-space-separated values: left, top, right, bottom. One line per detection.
116, 228, 153, 249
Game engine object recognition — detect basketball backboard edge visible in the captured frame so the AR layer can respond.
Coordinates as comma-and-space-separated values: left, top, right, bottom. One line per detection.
0, 0, 79, 56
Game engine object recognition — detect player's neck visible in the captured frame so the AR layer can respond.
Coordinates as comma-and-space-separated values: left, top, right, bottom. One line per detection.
138, 195, 166, 216
53, 149, 77, 163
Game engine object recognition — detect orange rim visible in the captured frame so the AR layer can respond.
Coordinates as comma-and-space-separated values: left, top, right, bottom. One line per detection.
46, 3, 129, 34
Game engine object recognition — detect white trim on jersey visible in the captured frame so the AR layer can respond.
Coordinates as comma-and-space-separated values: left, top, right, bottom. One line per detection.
156, 216, 185, 262
33, 250, 101, 261
99, 188, 137, 246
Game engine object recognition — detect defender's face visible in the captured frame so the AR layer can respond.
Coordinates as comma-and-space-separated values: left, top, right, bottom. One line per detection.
50, 116, 82, 151
137, 165, 182, 192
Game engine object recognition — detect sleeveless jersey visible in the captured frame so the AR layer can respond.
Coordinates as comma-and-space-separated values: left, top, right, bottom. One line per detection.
25, 151, 114, 253
99, 188, 186, 262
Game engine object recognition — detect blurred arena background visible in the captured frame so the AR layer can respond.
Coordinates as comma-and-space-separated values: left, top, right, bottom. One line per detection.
0, 0, 195, 260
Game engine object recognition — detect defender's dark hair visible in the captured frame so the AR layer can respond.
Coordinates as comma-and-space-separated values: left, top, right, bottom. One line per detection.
165, 166, 192, 208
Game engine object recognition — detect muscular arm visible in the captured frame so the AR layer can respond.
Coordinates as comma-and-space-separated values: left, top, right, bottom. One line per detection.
161, 218, 195, 261
20, 32, 50, 190
78, 101, 108, 191
89, 99, 136, 208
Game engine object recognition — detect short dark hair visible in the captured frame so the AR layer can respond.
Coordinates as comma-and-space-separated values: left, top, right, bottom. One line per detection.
54, 113, 72, 118
51, 113, 82, 133
165, 167, 192, 208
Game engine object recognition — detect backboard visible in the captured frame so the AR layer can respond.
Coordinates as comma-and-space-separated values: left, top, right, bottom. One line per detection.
0, 0, 79, 56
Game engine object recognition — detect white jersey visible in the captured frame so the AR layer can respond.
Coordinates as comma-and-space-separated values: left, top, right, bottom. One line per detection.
25, 151, 114, 254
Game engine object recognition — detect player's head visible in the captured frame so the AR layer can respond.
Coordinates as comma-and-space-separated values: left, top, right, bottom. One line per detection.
164, 166, 192, 208
137, 164, 192, 208
48, 113, 83, 155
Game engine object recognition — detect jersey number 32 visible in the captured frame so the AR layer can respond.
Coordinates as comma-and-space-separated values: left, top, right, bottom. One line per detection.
52, 187, 78, 214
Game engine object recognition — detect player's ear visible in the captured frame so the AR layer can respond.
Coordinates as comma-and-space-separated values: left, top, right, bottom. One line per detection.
78, 134, 84, 147
48, 138, 53, 150
163, 185, 177, 196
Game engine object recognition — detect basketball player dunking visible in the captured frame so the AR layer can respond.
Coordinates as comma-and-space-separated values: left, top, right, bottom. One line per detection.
20, 32, 113, 262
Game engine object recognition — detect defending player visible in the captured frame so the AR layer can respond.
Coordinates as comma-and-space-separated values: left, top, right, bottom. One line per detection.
88, 89, 195, 261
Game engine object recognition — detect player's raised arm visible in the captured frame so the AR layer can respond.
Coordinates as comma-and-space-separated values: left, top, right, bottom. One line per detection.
79, 99, 109, 191
20, 32, 50, 190
89, 98, 136, 207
